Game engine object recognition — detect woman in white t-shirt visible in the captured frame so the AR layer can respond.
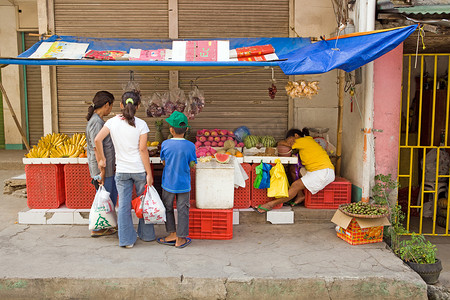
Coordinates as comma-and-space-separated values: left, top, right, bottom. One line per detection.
95, 91, 154, 248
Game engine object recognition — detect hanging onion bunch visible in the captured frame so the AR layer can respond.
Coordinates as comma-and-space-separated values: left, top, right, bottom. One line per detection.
285, 80, 320, 99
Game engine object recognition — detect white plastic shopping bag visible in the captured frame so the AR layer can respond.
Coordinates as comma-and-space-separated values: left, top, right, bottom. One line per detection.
89, 185, 117, 230
142, 185, 166, 224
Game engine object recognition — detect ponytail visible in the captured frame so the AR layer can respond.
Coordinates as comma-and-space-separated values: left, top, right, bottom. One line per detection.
301, 127, 310, 137
121, 91, 141, 127
86, 91, 115, 121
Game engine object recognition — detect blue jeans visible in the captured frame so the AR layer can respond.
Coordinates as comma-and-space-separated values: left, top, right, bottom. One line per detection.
103, 176, 118, 207
115, 172, 155, 246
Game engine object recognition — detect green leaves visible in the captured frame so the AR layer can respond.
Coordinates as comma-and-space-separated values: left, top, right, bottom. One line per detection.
398, 233, 437, 264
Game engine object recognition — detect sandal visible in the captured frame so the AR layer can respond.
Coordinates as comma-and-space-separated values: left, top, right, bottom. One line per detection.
91, 228, 117, 238
253, 205, 271, 214
157, 237, 176, 246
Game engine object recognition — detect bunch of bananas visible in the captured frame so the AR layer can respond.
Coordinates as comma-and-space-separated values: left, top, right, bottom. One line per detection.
50, 144, 83, 158
25, 147, 51, 159
25, 132, 87, 158
37, 133, 68, 150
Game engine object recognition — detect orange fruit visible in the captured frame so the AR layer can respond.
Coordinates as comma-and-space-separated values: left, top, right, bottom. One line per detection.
235, 151, 243, 157
225, 152, 232, 156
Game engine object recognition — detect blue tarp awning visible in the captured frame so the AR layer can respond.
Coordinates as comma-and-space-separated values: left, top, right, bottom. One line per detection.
0, 25, 418, 75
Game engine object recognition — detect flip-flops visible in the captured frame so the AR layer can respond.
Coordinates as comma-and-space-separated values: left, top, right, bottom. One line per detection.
175, 237, 192, 249
157, 237, 176, 246
253, 205, 271, 214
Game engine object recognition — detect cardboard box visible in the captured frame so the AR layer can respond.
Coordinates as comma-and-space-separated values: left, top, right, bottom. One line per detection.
331, 210, 391, 245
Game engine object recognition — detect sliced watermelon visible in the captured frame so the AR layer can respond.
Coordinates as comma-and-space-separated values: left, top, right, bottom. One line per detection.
215, 153, 230, 164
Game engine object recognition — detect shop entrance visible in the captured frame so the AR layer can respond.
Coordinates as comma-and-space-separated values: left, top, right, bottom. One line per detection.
399, 53, 450, 236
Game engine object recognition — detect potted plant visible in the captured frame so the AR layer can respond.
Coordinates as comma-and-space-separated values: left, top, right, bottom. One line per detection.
372, 174, 406, 252
398, 233, 442, 284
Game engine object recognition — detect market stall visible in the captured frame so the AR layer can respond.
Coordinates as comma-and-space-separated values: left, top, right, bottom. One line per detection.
5, 25, 418, 239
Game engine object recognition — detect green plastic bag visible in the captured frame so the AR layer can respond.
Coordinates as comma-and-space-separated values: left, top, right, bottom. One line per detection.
267, 159, 290, 198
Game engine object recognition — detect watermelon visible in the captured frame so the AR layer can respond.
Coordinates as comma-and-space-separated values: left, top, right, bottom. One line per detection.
244, 135, 260, 149
215, 153, 231, 164
261, 135, 277, 148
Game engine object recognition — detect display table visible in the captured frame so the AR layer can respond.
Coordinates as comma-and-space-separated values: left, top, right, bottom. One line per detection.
23, 155, 297, 210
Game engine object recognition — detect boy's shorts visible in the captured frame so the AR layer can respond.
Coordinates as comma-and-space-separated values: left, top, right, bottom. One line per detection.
301, 168, 335, 195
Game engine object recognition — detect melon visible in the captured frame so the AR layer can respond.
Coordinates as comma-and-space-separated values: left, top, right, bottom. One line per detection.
215, 153, 231, 164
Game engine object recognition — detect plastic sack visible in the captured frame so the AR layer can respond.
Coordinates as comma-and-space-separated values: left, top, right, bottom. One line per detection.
132, 192, 145, 219
146, 92, 165, 117
234, 126, 251, 143
89, 186, 117, 230
170, 88, 187, 113
142, 185, 166, 224
267, 159, 290, 198
253, 162, 272, 189
162, 91, 175, 115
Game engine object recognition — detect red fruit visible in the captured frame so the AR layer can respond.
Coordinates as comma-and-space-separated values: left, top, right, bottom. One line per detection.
220, 136, 227, 142
211, 141, 218, 147
195, 141, 202, 148
214, 136, 221, 142
204, 130, 210, 136
218, 141, 224, 147
204, 141, 211, 147
208, 136, 214, 142
228, 131, 234, 136
238, 142, 244, 147
206, 152, 212, 156
227, 136, 234, 141
199, 136, 206, 142
220, 129, 228, 135
211, 131, 218, 137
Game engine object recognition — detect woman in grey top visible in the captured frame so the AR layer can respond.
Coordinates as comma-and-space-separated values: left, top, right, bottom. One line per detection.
86, 91, 117, 237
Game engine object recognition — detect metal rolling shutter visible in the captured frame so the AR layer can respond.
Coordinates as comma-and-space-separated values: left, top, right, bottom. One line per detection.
24, 33, 43, 145
54, 0, 289, 139
178, 0, 290, 140
54, 0, 170, 135
178, 68, 289, 141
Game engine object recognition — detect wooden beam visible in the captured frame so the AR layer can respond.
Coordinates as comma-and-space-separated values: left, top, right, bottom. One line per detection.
0, 81, 30, 150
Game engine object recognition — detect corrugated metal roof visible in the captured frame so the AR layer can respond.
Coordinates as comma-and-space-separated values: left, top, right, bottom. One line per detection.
396, 5, 450, 15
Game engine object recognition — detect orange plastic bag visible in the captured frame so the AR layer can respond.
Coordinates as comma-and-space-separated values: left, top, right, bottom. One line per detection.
267, 159, 290, 198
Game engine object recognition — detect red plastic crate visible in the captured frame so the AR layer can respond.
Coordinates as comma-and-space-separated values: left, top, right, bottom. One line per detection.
26, 164, 65, 209
336, 219, 384, 245
189, 207, 233, 240
233, 163, 251, 209
250, 163, 282, 209
64, 164, 96, 209
305, 177, 352, 209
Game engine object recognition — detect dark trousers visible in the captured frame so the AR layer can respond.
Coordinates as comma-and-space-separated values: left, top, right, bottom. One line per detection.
162, 189, 190, 238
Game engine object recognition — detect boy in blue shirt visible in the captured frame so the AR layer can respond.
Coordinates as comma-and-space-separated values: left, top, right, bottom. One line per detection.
157, 111, 197, 248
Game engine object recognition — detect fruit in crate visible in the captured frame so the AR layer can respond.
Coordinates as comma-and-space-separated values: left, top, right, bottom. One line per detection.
243, 135, 260, 149
223, 140, 235, 150
261, 135, 277, 148
25, 132, 69, 158
340, 202, 389, 217
196, 146, 216, 158
215, 153, 231, 164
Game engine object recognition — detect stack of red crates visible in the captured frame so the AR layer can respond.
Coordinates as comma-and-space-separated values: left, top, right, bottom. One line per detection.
304, 177, 352, 209
187, 162, 252, 240
64, 164, 96, 209
189, 206, 233, 240
26, 164, 66, 209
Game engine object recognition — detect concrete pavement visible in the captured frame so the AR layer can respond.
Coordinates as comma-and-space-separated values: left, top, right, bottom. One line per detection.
0, 150, 443, 299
